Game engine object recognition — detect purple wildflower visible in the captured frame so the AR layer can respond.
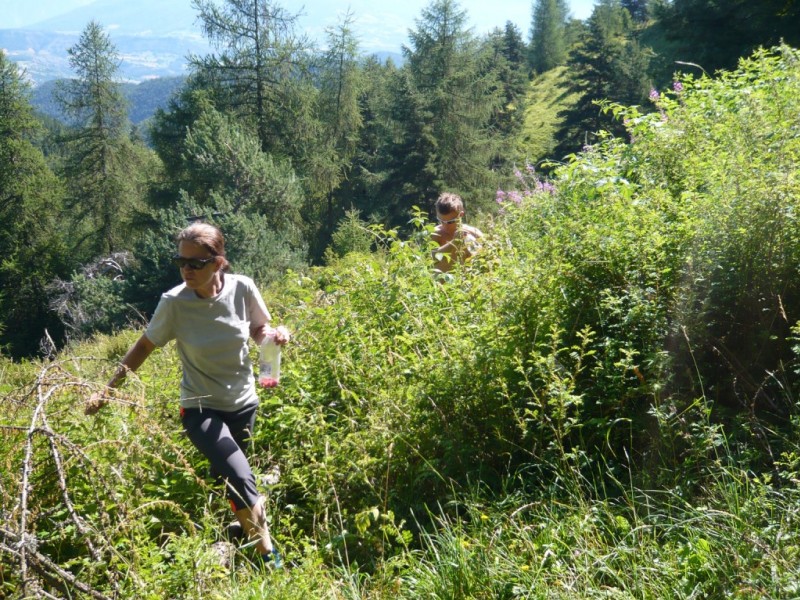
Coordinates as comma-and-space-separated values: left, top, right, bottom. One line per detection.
649, 88, 659, 102
673, 81, 684, 93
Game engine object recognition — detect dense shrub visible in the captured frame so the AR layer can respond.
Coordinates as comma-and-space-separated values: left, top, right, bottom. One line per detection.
259, 45, 800, 542
4, 44, 800, 597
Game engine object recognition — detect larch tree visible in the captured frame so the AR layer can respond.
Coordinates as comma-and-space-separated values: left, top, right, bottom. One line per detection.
56, 20, 140, 257
307, 10, 365, 253
190, 0, 312, 156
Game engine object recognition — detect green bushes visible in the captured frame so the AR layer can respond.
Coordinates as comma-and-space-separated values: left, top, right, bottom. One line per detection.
4, 44, 800, 597
260, 45, 800, 545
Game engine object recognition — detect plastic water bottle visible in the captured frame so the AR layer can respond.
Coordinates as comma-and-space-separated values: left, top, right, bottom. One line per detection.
258, 331, 281, 388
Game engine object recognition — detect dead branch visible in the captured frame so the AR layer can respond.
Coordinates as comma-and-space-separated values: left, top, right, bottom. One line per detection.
0, 358, 222, 597
0, 532, 112, 600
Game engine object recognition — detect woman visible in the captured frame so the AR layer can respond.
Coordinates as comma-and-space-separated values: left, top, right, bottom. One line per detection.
87, 222, 288, 567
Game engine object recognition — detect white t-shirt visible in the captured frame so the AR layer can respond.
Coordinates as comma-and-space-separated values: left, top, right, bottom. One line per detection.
145, 273, 271, 411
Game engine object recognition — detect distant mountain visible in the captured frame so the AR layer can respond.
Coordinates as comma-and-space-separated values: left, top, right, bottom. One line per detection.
0, 28, 207, 84
1, 0, 407, 86
24, 0, 200, 36
1, 0, 207, 84
31, 76, 187, 125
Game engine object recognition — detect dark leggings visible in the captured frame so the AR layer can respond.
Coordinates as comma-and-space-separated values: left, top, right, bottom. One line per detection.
181, 404, 259, 511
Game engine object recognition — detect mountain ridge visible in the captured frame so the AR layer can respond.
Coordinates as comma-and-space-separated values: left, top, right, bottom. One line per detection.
2, 0, 411, 85
31, 76, 188, 125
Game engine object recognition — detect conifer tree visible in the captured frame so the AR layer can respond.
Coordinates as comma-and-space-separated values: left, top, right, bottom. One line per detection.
387, 0, 501, 218
181, 106, 304, 232
529, 0, 571, 73
148, 82, 218, 208
555, 0, 651, 157
488, 22, 529, 136
332, 55, 398, 227
0, 51, 69, 356
56, 21, 140, 257
190, 0, 312, 155
309, 10, 364, 236
655, 0, 800, 73
621, 0, 649, 22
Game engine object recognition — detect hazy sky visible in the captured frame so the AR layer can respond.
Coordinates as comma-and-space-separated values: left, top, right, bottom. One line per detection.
1, 0, 599, 53
303, 0, 597, 53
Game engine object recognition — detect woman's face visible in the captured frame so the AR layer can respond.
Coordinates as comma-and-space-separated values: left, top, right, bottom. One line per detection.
176, 240, 220, 296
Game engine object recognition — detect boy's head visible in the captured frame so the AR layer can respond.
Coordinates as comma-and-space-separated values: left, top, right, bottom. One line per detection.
435, 192, 465, 220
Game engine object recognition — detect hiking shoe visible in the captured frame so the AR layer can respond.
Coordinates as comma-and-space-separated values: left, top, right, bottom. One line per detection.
225, 520, 244, 541
261, 548, 282, 569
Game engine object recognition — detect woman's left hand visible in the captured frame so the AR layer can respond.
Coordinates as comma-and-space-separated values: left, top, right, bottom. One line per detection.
252, 324, 291, 345
273, 325, 291, 345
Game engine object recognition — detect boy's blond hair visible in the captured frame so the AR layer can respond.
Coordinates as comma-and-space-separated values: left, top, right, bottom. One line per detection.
435, 192, 464, 215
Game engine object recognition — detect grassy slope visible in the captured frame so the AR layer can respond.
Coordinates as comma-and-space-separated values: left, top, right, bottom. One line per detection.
3, 312, 800, 598
5, 46, 800, 599
513, 66, 581, 166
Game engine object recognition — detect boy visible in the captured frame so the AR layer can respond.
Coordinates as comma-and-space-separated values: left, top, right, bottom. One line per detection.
431, 192, 483, 272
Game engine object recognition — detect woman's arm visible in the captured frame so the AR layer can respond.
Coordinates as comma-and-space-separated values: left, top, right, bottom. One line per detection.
85, 333, 156, 414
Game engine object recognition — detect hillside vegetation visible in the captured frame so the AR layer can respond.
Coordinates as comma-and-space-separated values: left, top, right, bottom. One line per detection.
3, 45, 800, 598
515, 66, 580, 164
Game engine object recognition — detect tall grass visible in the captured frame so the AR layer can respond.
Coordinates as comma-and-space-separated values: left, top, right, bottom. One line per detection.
3, 44, 800, 597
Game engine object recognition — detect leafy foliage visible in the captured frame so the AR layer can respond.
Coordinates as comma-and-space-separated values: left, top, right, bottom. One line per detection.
655, 0, 800, 73
4, 43, 800, 597
0, 51, 70, 357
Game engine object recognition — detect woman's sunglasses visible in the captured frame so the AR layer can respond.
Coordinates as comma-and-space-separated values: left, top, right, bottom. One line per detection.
436, 216, 460, 224
171, 255, 216, 270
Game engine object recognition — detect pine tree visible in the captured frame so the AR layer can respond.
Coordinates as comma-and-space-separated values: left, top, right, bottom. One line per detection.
389, 0, 501, 217
332, 55, 398, 227
55, 21, 139, 257
181, 106, 304, 230
489, 22, 529, 135
529, 0, 571, 73
555, 0, 651, 157
0, 51, 69, 356
621, 0, 649, 22
190, 0, 312, 155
